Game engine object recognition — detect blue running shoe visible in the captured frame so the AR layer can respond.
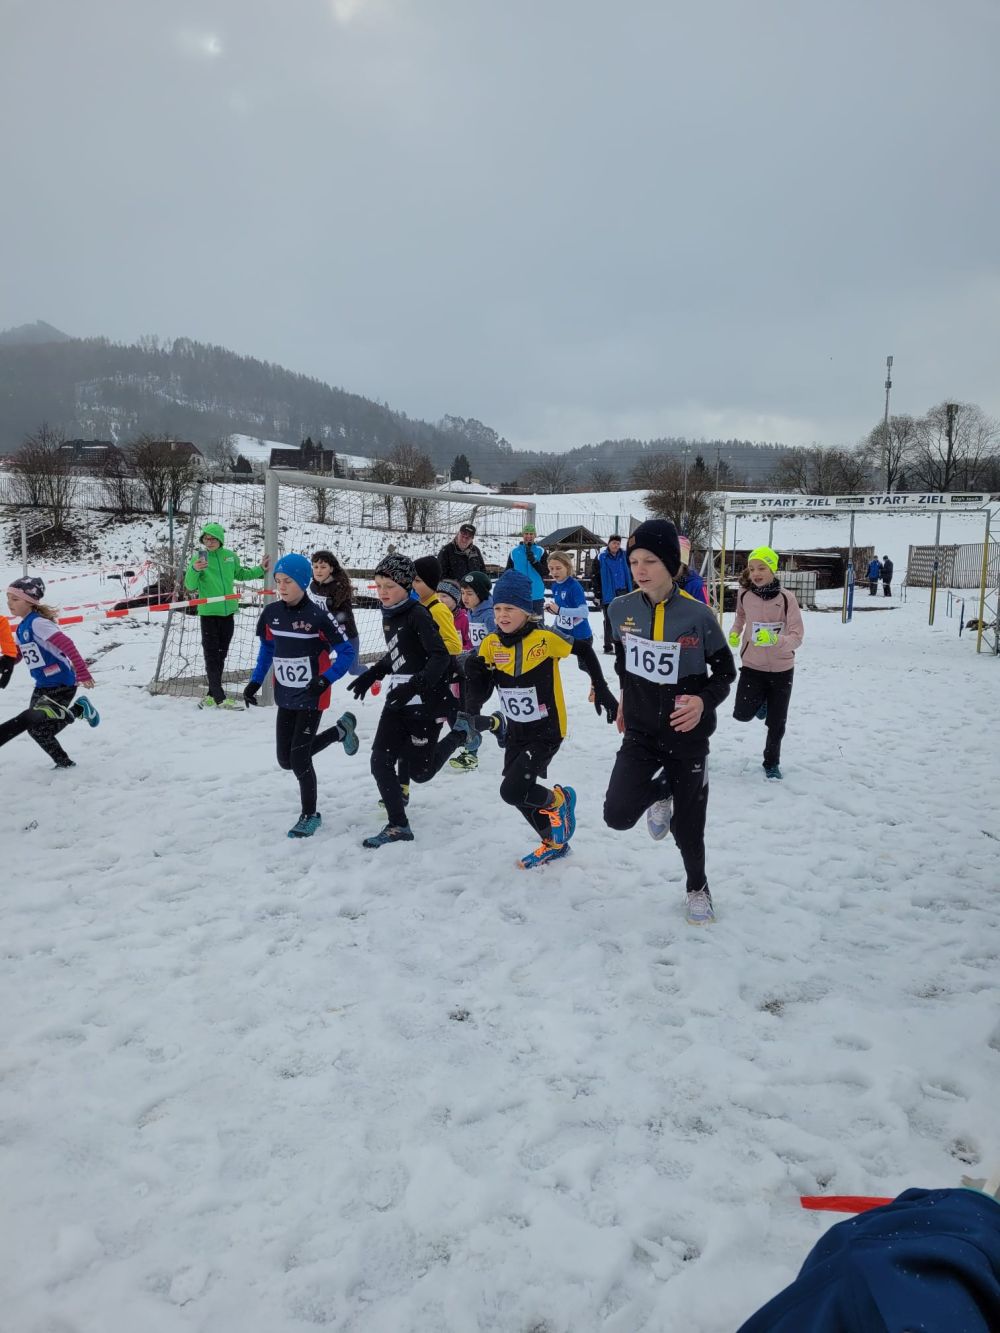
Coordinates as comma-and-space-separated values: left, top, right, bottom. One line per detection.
755, 701, 768, 721
337, 712, 359, 756
517, 840, 571, 871
453, 713, 482, 755
288, 813, 322, 838
363, 823, 415, 849
764, 764, 783, 780
559, 785, 577, 841
74, 696, 100, 728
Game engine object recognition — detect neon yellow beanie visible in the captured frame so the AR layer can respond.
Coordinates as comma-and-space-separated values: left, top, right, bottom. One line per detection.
748, 546, 779, 572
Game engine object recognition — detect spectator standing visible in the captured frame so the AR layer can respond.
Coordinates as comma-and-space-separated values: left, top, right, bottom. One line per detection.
881, 554, 894, 597
438, 523, 486, 582
866, 555, 882, 596
595, 534, 633, 653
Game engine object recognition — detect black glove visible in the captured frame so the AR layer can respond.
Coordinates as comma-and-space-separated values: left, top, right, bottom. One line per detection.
593, 682, 618, 724
348, 667, 380, 700
385, 680, 418, 710
243, 680, 261, 706
0, 656, 14, 689
464, 654, 491, 686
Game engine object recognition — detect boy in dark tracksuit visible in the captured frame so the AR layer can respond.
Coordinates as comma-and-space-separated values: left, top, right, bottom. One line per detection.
604, 520, 735, 925
463, 570, 618, 870
244, 554, 358, 838
348, 554, 455, 848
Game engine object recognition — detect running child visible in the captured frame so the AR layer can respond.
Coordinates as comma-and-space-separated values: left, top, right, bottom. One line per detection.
544, 550, 615, 693
446, 572, 496, 773
309, 548, 363, 675
0, 576, 100, 768
602, 520, 735, 925
184, 521, 270, 709
0, 611, 17, 689
411, 556, 463, 655
676, 536, 710, 604
463, 569, 618, 870
347, 554, 454, 848
729, 545, 804, 781
437, 579, 472, 651
242, 555, 358, 838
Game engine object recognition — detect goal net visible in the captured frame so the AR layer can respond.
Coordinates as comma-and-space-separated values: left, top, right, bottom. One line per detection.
148, 472, 534, 698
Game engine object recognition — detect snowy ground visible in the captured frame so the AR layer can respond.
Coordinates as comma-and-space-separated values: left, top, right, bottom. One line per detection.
1, 554, 998, 1331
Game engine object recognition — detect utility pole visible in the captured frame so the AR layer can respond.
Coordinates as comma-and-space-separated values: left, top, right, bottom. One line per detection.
681, 444, 692, 533
883, 355, 893, 490
945, 402, 957, 491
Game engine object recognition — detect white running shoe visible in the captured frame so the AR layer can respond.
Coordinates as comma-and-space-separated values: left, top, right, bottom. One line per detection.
646, 797, 673, 841
685, 886, 716, 926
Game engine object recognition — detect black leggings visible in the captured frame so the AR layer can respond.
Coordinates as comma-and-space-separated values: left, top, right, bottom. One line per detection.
275, 707, 344, 816
370, 708, 444, 827
0, 685, 77, 764
200, 615, 236, 703
603, 733, 710, 891
500, 737, 562, 839
733, 666, 794, 767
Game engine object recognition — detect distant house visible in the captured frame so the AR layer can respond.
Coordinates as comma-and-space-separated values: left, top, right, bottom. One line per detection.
57, 439, 123, 470
268, 439, 336, 473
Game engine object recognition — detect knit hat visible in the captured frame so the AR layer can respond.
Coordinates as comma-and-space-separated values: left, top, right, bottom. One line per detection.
413, 555, 441, 590
273, 553, 312, 591
437, 578, 463, 606
748, 546, 779, 573
492, 569, 534, 614
678, 535, 692, 565
461, 571, 492, 603
520, 522, 537, 535
7, 575, 45, 604
375, 553, 415, 591
629, 519, 682, 577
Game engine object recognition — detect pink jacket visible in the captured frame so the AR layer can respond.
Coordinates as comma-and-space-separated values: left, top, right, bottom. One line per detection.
732, 584, 804, 672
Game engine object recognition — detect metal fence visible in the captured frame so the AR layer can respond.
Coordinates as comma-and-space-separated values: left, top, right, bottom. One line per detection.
907, 542, 1000, 588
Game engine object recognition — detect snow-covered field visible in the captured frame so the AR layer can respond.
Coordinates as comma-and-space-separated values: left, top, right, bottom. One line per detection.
1, 529, 998, 1331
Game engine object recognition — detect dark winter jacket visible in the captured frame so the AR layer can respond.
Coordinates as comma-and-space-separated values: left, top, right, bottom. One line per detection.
736, 1188, 1000, 1333
677, 567, 709, 605
607, 586, 735, 754
307, 575, 358, 640
866, 558, 882, 582
881, 558, 894, 582
367, 597, 453, 716
596, 546, 633, 604
437, 540, 486, 582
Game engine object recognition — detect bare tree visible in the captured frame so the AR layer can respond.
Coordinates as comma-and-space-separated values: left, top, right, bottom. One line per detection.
368, 456, 398, 529
388, 442, 436, 531
767, 444, 869, 494
588, 465, 620, 492
640, 456, 714, 546
202, 433, 237, 472
909, 402, 998, 491
11, 424, 78, 534
127, 435, 198, 514
521, 456, 572, 494
864, 415, 918, 492
99, 449, 141, 517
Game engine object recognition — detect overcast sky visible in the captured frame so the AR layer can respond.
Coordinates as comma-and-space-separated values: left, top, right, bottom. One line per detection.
2, 0, 998, 453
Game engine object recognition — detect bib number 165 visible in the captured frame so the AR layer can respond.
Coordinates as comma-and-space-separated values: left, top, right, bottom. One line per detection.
624, 635, 680, 684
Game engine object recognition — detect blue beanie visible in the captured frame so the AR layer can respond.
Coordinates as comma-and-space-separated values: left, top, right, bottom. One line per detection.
274, 553, 313, 591
492, 569, 535, 614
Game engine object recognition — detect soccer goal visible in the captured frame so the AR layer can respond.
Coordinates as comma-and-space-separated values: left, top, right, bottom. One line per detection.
149, 470, 535, 699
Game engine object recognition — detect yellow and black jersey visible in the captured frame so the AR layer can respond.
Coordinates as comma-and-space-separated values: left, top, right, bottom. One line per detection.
478, 626, 573, 741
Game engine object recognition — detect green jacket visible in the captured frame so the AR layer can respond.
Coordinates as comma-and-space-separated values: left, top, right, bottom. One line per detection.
184, 522, 265, 617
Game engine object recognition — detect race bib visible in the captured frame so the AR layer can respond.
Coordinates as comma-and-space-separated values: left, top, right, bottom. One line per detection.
623, 633, 681, 684
497, 684, 546, 722
274, 656, 314, 688
385, 672, 422, 706
19, 640, 46, 671
469, 622, 488, 647
556, 606, 587, 631
752, 622, 782, 640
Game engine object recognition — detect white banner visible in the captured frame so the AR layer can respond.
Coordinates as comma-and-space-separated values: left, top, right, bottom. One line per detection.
723, 492, 988, 513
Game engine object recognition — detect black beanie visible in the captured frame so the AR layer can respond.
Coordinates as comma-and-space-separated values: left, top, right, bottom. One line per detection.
413, 555, 441, 590
375, 553, 415, 591
629, 520, 681, 577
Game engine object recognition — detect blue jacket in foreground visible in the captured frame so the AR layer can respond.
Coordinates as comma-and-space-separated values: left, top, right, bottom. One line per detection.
251, 595, 356, 709
596, 547, 633, 604
550, 577, 593, 640
737, 1188, 1000, 1333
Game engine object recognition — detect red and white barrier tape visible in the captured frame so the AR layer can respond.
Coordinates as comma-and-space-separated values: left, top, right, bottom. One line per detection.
53, 592, 244, 626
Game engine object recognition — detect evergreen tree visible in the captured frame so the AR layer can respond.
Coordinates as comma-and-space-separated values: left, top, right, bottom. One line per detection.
450, 452, 472, 482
